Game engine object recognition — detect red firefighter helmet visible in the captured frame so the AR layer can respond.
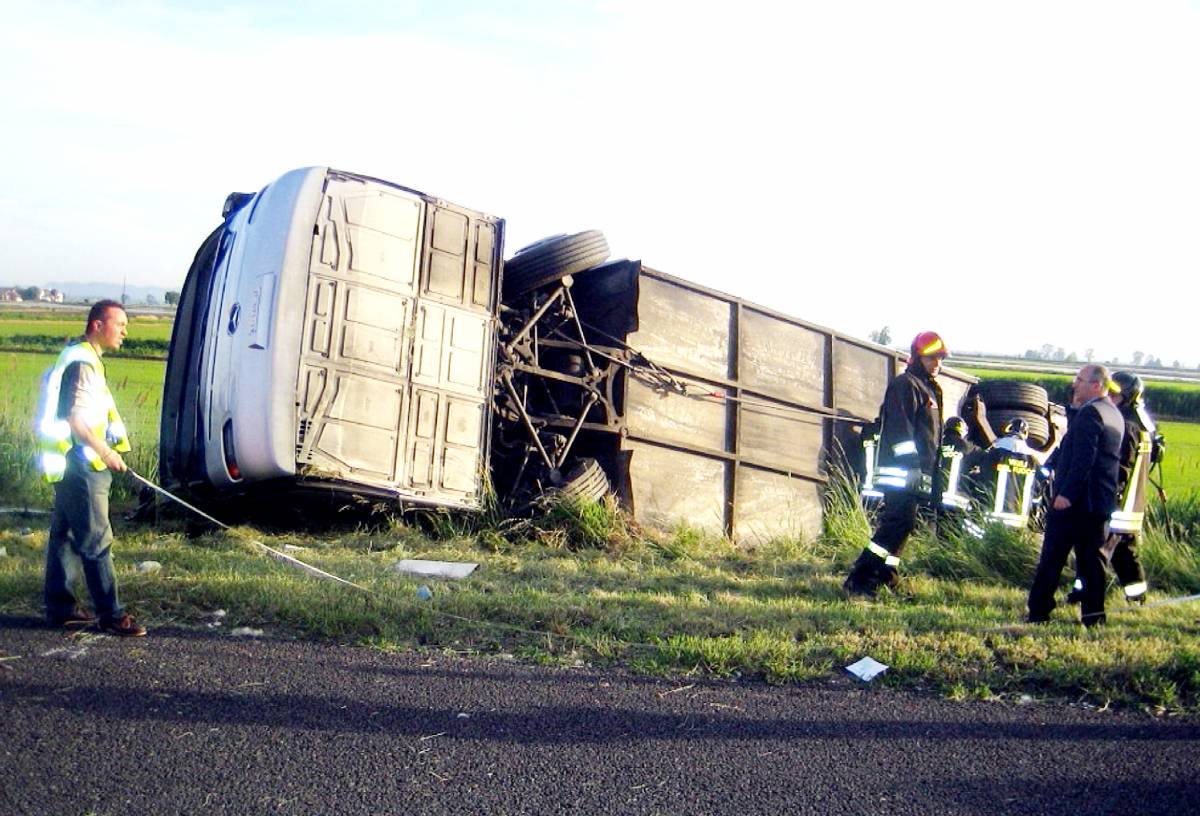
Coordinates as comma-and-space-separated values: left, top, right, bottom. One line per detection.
910, 331, 949, 360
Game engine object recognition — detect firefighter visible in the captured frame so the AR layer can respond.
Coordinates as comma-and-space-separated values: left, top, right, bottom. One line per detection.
844, 331, 947, 596
977, 418, 1041, 530
1068, 371, 1164, 605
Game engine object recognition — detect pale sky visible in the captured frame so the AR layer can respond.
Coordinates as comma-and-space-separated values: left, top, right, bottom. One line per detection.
2, 0, 1197, 365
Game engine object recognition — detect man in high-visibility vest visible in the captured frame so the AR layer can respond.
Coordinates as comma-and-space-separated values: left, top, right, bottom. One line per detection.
844, 331, 947, 596
39, 300, 145, 637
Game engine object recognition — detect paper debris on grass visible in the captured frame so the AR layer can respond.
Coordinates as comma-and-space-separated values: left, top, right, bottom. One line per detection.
392, 559, 478, 580
845, 656, 889, 682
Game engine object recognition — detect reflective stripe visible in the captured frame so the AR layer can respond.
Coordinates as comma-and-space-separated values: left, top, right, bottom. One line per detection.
866, 542, 900, 566
1110, 511, 1144, 533
40, 451, 66, 481
1072, 578, 1083, 591
861, 437, 878, 493
1123, 581, 1148, 598
875, 464, 909, 490
987, 511, 1026, 528
963, 519, 985, 539
892, 440, 918, 456
917, 336, 944, 356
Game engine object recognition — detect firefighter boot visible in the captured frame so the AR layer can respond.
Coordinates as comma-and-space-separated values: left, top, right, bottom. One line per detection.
843, 552, 883, 598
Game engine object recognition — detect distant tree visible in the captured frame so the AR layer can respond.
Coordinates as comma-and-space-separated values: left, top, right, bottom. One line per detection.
18, 286, 38, 300
1085, 348, 1094, 362
869, 325, 892, 346
164, 290, 180, 306
120, 292, 129, 305
1041, 343, 1055, 359
146, 293, 158, 305
1132, 351, 1144, 366
1066, 352, 1078, 363
1173, 360, 1182, 369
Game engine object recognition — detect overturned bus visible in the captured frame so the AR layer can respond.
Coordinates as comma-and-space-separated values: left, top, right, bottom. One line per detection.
161, 166, 978, 541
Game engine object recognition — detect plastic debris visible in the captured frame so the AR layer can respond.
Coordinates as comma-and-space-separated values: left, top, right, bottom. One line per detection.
393, 559, 478, 580
282, 544, 306, 552
230, 627, 264, 638
845, 656, 889, 682
416, 585, 433, 601
136, 561, 163, 573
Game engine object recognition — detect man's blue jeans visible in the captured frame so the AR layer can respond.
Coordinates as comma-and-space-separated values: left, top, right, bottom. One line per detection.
44, 460, 123, 623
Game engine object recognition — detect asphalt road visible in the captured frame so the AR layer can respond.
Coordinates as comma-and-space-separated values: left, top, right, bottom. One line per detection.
2, 616, 1198, 816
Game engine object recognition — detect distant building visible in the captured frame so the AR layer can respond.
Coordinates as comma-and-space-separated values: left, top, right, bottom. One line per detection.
0, 288, 23, 302
43, 288, 65, 303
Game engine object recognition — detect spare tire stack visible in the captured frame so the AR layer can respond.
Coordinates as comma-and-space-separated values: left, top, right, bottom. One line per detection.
975, 380, 1051, 448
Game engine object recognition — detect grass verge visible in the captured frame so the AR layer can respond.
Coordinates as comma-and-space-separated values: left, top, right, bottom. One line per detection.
3, 480, 1199, 714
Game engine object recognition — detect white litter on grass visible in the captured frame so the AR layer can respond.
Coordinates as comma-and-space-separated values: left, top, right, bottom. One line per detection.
845, 656, 889, 682
230, 627, 264, 638
392, 559, 478, 580
0, 546, 7, 558
282, 544, 307, 552
136, 561, 162, 573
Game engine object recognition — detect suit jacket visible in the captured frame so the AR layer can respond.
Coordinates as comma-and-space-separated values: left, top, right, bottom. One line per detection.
1052, 397, 1124, 514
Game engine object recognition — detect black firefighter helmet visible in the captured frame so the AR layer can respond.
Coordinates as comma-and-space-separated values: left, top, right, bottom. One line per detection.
1112, 371, 1145, 405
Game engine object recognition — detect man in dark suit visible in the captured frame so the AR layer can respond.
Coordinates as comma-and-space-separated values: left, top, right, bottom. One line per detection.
1027, 365, 1124, 626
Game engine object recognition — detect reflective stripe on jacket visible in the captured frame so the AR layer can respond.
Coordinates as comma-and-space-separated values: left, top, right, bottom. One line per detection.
37, 340, 131, 482
875, 362, 944, 493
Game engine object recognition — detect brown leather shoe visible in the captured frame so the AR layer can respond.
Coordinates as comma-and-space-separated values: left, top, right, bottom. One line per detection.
99, 614, 147, 637
50, 609, 96, 629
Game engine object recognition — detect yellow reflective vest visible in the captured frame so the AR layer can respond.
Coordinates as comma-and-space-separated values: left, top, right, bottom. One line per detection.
37, 340, 131, 482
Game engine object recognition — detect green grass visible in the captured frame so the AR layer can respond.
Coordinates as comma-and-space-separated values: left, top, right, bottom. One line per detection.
0, 312, 173, 358
0, 316, 174, 343
1157, 421, 1200, 498
2, 477, 1200, 713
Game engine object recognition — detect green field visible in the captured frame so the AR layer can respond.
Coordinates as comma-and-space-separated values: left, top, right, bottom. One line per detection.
1158, 421, 1200, 499
0, 316, 174, 343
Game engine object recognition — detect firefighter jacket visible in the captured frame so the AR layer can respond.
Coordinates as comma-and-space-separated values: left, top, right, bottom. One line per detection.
873, 362, 944, 495
937, 431, 979, 510
979, 435, 1039, 527
37, 339, 131, 483
1110, 402, 1159, 534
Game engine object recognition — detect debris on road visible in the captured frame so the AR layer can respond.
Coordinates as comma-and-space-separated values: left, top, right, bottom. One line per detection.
230, 627, 264, 638
393, 559, 478, 580
845, 656, 889, 682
